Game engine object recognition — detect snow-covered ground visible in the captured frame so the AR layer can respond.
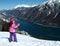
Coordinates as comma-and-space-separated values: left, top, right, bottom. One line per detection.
0, 32, 60, 46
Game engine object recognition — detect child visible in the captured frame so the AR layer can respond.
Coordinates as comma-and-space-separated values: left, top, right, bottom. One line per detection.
9, 17, 20, 42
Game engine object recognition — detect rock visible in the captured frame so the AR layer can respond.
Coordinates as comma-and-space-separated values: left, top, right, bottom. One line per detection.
17, 30, 31, 36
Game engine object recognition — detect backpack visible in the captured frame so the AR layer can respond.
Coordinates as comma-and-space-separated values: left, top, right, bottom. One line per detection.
8, 22, 13, 27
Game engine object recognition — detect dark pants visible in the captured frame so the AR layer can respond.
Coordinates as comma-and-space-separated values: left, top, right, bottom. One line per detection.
9, 32, 17, 42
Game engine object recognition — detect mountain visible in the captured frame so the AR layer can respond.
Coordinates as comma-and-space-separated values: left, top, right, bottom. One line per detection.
0, 13, 6, 31
1, 0, 60, 27
0, 32, 60, 46
0, 6, 32, 19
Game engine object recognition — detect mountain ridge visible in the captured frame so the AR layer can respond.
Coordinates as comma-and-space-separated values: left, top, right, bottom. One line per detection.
0, 0, 60, 27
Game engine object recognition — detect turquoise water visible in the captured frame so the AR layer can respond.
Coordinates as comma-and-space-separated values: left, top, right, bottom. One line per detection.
16, 18, 60, 41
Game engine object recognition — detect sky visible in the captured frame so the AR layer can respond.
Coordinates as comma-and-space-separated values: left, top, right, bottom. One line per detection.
0, 0, 48, 10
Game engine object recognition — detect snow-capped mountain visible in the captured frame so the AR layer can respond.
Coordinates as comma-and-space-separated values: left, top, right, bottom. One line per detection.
48, 0, 60, 6
1, 0, 60, 27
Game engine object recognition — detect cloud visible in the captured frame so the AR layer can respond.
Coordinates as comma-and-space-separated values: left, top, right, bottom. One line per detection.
14, 4, 37, 8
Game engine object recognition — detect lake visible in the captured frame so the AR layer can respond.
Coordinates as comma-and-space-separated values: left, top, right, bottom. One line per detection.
16, 18, 60, 41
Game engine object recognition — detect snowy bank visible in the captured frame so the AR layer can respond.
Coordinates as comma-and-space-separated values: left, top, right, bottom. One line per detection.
0, 32, 60, 46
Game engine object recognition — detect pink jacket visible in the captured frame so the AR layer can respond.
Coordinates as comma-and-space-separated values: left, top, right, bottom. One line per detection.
9, 23, 19, 32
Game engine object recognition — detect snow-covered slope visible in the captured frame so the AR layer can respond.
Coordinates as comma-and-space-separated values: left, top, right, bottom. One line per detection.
0, 32, 60, 46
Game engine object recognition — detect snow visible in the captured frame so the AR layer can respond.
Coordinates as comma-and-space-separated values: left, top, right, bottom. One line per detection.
14, 4, 37, 9
0, 32, 60, 46
48, 0, 60, 3
59, 0, 60, 2
2, 18, 6, 21
2, 18, 9, 22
